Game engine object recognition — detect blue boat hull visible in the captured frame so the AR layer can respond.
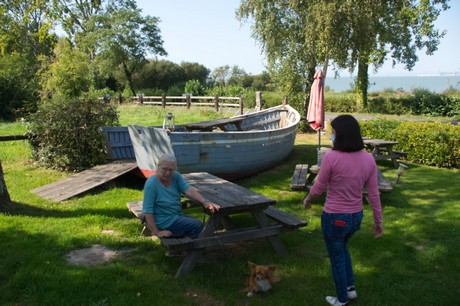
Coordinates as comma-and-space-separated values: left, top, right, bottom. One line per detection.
101, 105, 300, 179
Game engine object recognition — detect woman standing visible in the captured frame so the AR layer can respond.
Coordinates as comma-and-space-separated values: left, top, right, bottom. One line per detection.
303, 115, 384, 306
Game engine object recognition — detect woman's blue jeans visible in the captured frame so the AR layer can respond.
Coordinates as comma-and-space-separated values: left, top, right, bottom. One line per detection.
321, 210, 363, 303
166, 215, 203, 239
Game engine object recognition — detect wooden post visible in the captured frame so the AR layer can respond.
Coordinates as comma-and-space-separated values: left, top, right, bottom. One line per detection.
255, 91, 262, 111
118, 93, 123, 104
239, 97, 244, 115
214, 95, 219, 112
139, 94, 144, 104
0, 161, 11, 207
283, 96, 288, 106
162, 94, 166, 108
186, 94, 191, 109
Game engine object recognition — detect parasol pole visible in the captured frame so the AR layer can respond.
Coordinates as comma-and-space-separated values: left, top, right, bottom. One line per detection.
318, 129, 321, 151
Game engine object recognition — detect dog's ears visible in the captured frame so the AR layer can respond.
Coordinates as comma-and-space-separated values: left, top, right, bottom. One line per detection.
247, 261, 256, 269
268, 265, 276, 271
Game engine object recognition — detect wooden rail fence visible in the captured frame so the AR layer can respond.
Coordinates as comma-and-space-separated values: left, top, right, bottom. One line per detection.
131, 94, 244, 114
0, 134, 28, 142
101, 92, 268, 115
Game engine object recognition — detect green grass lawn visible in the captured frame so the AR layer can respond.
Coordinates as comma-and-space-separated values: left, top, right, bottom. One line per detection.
1, 106, 459, 305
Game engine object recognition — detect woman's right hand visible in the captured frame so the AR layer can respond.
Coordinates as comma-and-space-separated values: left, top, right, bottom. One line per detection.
372, 223, 384, 238
303, 195, 312, 209
155, 230, 172, 238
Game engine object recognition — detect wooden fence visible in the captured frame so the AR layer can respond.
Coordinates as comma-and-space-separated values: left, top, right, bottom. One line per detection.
130, 94, 244, 115
0, 135, 27, 142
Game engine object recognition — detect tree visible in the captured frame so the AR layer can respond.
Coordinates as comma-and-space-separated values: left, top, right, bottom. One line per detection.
53, 0, 167, 95
40, 39, 92, 99
211, 65, 232, 86
338, 0, 449, 108
133, 60, 185, 91
237, 0, 449, 111
180, 62, 210, 85
0, 0, 57, 120
237, 0, 333, 113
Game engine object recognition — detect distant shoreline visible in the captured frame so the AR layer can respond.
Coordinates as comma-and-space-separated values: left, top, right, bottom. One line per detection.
325, 75, 460, 93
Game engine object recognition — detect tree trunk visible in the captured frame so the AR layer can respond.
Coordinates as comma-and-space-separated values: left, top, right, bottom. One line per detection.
355, 57, 369, 111
122, 61, 136, 97
0, 160, 12, 209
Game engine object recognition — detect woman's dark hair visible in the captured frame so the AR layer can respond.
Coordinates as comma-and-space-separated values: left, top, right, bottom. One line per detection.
330, 115, 364, 152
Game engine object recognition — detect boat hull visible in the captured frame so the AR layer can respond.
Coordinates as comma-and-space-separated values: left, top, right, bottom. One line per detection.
101, 105, 300, 180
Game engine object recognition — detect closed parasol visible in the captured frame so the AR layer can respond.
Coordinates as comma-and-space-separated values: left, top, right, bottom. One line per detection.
306, 69, 325, 152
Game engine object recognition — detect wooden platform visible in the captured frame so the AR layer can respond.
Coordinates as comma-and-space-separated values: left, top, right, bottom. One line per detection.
30, 160, 137, 202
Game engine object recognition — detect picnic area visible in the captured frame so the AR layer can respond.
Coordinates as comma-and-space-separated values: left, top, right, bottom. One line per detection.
1, 110, 459, 305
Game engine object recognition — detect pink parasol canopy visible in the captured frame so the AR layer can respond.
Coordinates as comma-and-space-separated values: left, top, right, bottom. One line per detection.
306, 69, 325, 131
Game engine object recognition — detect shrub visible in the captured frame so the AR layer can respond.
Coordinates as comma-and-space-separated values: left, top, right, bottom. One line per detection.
27, 96, 119, 171
359, 118, 460, 169
360, 118, 402, 140
184, 80, 204, 96
324, 93, 357, 113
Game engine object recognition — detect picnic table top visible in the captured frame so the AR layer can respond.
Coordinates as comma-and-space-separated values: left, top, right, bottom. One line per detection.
363, 138, 398, 146
182, 172, 276, 212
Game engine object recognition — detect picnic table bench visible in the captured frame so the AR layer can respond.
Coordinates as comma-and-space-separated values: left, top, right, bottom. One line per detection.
290, 164, 393, 200
128, 172, 307, 277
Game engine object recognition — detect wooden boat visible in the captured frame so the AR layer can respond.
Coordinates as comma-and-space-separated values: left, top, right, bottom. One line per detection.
100, 104, 300, 180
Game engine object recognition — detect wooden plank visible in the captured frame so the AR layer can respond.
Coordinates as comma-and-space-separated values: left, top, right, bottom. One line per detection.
263, 206, 307, 229
0, 134, 28, 142
183, 117, 244, 131
376, 169, 393, 192
30, 160, 137, 202
363, 169, 393, 201
290, 164, 309, 190
127, 200, 144, 220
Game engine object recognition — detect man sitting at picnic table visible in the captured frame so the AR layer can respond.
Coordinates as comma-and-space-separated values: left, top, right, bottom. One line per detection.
142, 154, 220, 241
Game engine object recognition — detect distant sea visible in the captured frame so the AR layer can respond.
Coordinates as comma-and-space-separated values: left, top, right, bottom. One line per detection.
325, 75, 460, 93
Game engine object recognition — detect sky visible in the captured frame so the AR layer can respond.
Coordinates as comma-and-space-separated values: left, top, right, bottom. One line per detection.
136, 0, 460, 77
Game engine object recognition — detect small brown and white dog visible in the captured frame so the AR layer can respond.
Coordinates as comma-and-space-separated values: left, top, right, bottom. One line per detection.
244, 261, 278, 297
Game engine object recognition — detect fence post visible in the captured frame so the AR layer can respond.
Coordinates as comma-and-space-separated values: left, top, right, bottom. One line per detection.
162, 94, 166, 108
138, 93, 144, 104
283, 96, 288, 106
214, 95, 219, 112
186, 94, 191, 109
118, 93, 123, 104
239, 97, 244, 115
255, 91, 262, 111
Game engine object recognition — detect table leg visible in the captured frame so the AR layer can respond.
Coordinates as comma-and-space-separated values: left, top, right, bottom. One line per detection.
387, 147, 399, 167
251, 210, 287, 256
174, 214, 221, 278
175, 249, 204, 278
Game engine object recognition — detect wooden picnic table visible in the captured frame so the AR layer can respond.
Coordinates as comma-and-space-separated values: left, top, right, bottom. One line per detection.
128, 172, 307, 278
363, 138, 407, 167
290, 164, 393, 200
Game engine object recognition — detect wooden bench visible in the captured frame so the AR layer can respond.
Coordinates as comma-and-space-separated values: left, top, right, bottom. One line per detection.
393, 150, 408, 159
127, 202, 308, 253
127, 201, 194, 251
290, 164, 393, 202
290, 164, 310, 190
263, 206, 307, 229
